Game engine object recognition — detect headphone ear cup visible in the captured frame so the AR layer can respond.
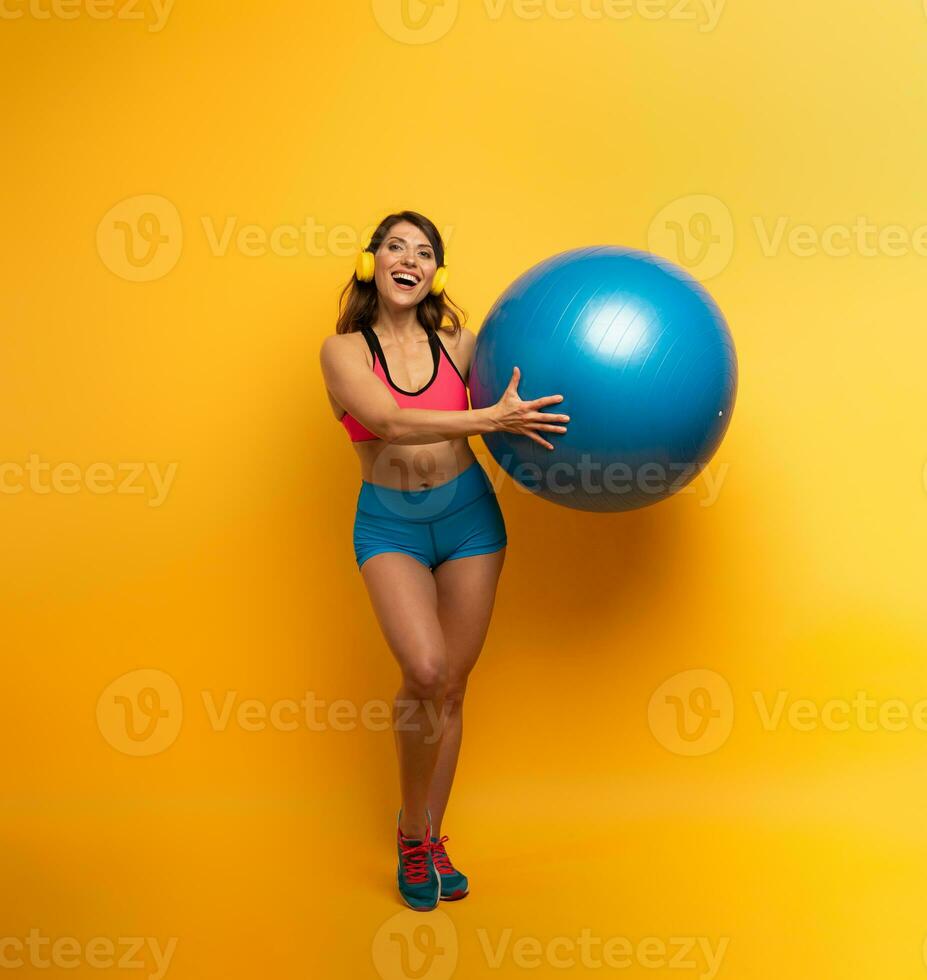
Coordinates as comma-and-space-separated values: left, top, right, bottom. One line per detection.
430, 265, 448, 296
355, 249, 375, 283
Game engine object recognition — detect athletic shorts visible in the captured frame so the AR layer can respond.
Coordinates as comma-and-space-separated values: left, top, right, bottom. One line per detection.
353, 460, 507, 571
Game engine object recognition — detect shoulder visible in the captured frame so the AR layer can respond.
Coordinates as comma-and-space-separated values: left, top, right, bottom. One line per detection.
436, 324, 476, 353
320, 330, 370, 369
436, 324, 477, 380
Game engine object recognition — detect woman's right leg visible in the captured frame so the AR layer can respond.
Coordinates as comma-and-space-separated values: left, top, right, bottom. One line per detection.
360, 551, 446, 841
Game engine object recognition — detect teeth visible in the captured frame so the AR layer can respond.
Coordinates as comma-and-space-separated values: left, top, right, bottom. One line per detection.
393, 272, 419, 285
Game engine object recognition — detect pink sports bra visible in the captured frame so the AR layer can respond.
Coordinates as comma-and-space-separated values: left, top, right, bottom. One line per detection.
340, 324, 469, 442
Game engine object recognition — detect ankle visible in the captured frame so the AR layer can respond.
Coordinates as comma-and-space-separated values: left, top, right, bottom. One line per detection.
399, 816, 428, 840
400, 827, 426, 841
398, 805, 433, 841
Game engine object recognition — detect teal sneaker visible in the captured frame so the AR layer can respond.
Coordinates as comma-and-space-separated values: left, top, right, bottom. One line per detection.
430, 834, 469, 901
397, 810, 440, 911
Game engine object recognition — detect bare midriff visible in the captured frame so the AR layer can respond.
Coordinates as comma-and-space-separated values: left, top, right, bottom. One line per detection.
349, 432, 477, 491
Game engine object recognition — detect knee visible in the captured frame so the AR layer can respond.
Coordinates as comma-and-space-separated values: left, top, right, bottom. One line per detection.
443, 679, 468, 714
402, 658, 448, 703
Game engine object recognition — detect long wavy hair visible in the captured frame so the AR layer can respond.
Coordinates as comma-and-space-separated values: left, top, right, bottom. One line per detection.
335, 210, 466, 339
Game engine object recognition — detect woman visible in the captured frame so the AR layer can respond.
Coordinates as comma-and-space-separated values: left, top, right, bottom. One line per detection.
320, 211, 570, 911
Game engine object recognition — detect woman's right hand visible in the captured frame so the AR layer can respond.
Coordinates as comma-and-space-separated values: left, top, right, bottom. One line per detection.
490, 366, 570, 450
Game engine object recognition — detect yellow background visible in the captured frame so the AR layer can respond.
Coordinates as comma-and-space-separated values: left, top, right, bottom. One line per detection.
2, 0, 927, 977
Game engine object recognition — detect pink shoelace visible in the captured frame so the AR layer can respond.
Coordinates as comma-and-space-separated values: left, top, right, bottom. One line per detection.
430, 835, 453, 875
398, 832, 432, 885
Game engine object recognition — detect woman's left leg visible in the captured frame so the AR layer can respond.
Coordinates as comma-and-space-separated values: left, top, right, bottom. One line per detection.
427, 547, 506, 834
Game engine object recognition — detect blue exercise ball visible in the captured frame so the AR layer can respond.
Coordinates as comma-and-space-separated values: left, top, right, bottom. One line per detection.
468, 246, 737, 512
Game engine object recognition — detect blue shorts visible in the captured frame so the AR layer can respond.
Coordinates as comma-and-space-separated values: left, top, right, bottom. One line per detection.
353, 460, 507, 571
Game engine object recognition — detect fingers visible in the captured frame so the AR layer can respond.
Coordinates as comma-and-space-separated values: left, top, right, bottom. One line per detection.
522, 419, 566, 450
526, 431, 555, 451
501, 378, 571, 450
528, 411, 569, 424
529, 394, 565, 409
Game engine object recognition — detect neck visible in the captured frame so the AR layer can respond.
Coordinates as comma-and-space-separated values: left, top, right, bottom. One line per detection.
373, 300, 425, 342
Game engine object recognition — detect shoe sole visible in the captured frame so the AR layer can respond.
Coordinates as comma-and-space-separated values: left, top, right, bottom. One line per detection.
438, 878, 469, 901
399, 879, 441, 912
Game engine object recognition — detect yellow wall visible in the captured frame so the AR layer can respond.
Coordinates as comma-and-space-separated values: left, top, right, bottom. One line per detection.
2, 1, 926, 977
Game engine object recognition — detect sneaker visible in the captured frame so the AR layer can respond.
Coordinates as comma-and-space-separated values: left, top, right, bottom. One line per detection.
430, 834, 469, 901
396, 810, 440, 911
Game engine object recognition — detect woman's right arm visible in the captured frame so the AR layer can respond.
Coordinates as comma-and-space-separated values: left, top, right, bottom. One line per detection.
320, 336, 570, 450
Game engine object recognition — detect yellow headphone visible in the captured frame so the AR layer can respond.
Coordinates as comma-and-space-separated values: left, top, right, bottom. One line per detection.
355, 233, 448, 296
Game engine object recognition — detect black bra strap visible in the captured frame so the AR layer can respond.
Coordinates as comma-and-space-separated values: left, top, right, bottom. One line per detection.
358, 325, 379, 369
431, 328, 466, 386
359, 324, 441, 395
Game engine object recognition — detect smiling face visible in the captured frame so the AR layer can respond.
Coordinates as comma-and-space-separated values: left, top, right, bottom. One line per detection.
372, 220, 439, 307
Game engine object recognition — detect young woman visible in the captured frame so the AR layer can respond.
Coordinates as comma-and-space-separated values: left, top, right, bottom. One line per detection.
320, 211, 570, 911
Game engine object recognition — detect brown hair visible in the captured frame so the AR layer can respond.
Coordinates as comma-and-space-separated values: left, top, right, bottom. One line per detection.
335, 210, 466, 339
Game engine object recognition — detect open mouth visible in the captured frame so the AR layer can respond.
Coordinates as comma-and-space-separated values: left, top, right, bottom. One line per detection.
391, 272, 420, 291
